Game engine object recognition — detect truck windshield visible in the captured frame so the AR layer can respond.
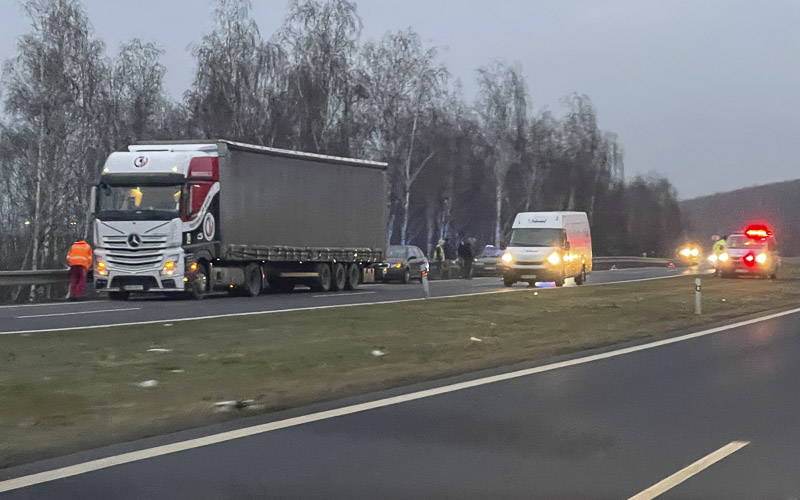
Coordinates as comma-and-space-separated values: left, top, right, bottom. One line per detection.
97, 184, 182, 221
509, 228, 565, 247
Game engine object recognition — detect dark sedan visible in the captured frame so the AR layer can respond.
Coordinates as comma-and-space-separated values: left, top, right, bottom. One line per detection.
473, 246, 504, 276
377, 245, 429, 283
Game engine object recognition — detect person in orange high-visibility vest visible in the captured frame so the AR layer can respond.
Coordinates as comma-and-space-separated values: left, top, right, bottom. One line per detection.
67, 241, 92, 300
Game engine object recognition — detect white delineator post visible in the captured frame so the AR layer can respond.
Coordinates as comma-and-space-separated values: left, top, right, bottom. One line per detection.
422, 274, 431, 299
695, 278, 702, 315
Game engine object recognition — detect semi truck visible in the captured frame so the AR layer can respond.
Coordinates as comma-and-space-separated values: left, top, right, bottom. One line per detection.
91, 140, 387, 300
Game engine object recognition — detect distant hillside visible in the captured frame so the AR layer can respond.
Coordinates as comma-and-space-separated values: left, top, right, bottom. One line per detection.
681, 179, 800, 256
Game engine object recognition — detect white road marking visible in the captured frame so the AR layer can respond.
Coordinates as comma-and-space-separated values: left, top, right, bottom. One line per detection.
628, 441, 750, 500
311, 291, 377, 298
0, 272, 700, 336
0, 309, 795, 493
0, 300, 104, 310
16, 308, 141, 319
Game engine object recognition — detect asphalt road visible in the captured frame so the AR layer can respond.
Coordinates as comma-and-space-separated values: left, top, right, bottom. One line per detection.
2, 298, 799, 498
0, 266, 698, 334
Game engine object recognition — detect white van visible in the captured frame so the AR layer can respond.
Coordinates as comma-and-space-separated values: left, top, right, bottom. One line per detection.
501, 212, 592, 287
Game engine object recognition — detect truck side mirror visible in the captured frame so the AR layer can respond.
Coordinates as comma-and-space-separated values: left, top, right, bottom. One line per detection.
89, 186, 97, 216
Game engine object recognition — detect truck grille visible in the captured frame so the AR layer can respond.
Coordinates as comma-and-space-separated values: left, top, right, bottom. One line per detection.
103, 234, 168, 271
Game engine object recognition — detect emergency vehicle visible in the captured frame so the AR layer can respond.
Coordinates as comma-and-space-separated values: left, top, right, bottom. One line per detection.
711, 225, 780, 279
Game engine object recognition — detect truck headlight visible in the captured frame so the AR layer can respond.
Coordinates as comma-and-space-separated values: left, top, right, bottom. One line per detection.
756, 253, 767, 264
501, 252, 514, 264
96, 260, 108, 276
547, 252, 561, 265
163, 261, 176, 275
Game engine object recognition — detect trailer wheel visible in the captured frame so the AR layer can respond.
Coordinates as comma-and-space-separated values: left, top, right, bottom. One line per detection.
345, 264, 361, 291
311, 264, 332, 292
243, 263, 262, 297
330, 263, 346, 292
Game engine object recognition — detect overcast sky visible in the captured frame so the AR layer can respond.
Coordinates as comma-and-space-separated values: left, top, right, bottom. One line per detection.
2, 0, 798, 199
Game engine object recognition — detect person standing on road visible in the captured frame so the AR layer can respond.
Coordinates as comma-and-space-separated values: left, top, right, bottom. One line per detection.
67, 240, 92, 300
458, 238, 475, 279
432, 239, 446, 279
712, 234, 727, 276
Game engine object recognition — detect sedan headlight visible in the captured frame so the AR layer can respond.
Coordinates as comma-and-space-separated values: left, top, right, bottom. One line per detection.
501, 252, 514, 264
680, 248, 691, 257
547, 252, 561, 265
690, 248, 699, 257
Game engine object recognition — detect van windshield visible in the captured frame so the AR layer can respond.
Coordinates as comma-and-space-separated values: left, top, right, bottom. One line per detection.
727, 235, 768, 250
509, 228, 565, 247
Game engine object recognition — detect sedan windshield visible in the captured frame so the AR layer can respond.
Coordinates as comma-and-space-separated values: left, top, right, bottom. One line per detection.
386, 246, 409, 259
509, 228, 565, 247
97, 184, 182, 220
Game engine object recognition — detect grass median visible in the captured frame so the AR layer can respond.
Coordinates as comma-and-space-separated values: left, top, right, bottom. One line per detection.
2, 264, 800, 467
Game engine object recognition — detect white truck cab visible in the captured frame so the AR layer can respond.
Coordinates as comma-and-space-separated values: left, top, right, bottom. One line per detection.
501, 212, 592, 287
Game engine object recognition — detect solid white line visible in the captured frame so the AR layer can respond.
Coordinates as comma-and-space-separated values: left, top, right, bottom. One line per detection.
16, 308, 140, 319
0, 308, 796, 493
0, 300, 104, 310
628, 441, 750, 500
0, 272, 698, 336
311, 291, 377, 298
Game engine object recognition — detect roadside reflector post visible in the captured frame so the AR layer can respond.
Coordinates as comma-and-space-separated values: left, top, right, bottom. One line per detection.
422, 274, 431, 299
695, 278, 702, 315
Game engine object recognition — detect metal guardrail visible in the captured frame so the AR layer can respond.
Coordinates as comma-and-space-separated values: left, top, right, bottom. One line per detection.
0, 269, 70, 287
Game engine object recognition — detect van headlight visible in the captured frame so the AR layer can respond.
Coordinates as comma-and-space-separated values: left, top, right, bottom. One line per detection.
501, 252, 514, 265
719, 253, 729, 262
547, 252, 561, 265
708, 254, 718, 263
756, 253, 767, 264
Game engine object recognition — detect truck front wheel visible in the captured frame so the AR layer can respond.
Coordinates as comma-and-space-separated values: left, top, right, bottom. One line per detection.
311, 264, 332, 292
187, 264, 208, 300
330, 263, 346, 292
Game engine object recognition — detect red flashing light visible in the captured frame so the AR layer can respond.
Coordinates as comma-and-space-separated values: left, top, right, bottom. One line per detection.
744, 224, 772, 239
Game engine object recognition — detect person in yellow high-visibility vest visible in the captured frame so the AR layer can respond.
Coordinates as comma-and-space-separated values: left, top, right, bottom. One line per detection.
67, 241, 92, 300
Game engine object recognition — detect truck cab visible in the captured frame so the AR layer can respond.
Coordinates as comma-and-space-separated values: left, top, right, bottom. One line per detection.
92, 144, 220, 299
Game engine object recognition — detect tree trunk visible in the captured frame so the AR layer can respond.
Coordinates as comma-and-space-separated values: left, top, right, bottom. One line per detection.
28, 109, 46, 302
400, 183, 410, 245
494, 180, 503, 247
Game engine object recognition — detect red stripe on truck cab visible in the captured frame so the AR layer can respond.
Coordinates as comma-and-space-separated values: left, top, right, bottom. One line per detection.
188, 157, 219, 181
